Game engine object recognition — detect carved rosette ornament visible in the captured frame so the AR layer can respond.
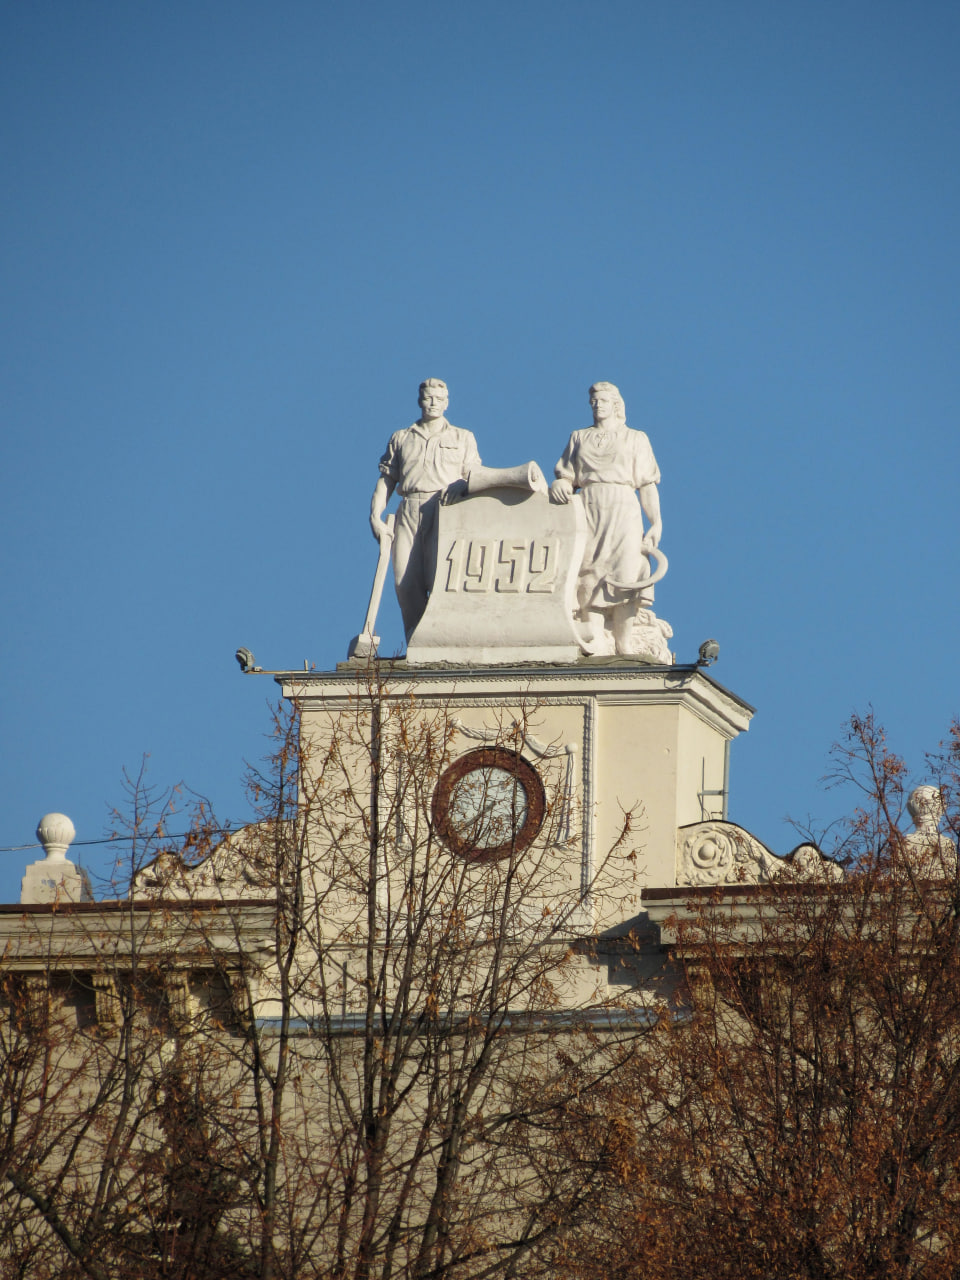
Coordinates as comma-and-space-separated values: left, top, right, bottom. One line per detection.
677, 821, 843, 886
680, 824, 755, 885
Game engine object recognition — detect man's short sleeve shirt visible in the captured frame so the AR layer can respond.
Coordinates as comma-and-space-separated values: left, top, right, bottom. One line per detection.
379, 420, 481, 496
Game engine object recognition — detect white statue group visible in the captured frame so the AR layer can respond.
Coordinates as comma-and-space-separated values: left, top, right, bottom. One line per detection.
360, 378, 672, 662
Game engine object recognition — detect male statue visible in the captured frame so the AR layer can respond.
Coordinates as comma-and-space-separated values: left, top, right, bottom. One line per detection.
902, 786, 958, 875
371, 379, 481, 639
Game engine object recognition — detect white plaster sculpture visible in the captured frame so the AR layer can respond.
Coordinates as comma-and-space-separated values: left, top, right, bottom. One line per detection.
21, 813, 93, 904
370, 379, 481, 641
677, 821, 843, 886
404, 486, 586, 665
362, 381, 549, 656
130, 825, 275, 900
630, 609, 674, 665
901, 785, 957, 875
348, 512, 396, 660
550, 383, 670, 658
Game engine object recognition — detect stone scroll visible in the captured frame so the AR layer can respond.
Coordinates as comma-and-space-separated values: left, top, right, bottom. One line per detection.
405, 489, 586, 665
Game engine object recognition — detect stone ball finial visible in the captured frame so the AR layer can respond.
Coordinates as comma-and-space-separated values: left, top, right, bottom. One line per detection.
36, 813, 76, 862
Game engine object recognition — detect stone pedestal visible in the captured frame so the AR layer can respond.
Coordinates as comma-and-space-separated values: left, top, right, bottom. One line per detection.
405, 489, 586, 665
21, 857, 92, 904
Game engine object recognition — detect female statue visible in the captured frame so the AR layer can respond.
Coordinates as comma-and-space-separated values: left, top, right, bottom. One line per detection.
550, 382, 664, 656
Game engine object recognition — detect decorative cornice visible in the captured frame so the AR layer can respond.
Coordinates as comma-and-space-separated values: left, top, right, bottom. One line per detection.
281, 666, 753, 731
676, 821, 843, 887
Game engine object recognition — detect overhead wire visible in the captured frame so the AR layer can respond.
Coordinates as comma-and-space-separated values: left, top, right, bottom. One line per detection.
0, 825, 247, 855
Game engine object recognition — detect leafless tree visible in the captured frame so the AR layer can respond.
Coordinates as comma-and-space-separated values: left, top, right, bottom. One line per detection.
553, 713, 960, 1280
0, 675, 652, 1279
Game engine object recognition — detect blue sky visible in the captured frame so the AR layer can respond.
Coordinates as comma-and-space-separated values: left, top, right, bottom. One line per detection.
2, 2, 959, 899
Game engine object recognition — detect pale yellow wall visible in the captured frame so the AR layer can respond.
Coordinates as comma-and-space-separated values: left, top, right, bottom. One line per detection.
291, 668, 752, 949
676, 704, 730, 828
593, 702, 679, 917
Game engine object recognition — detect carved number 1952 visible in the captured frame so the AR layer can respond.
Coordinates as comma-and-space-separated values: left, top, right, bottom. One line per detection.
444, 539, 558, 594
